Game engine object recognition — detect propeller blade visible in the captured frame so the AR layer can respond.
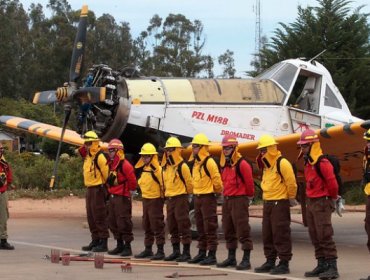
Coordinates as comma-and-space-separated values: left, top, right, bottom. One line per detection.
33, 90, 58, 104
69, 5, 88, 83
73, 87, 106, 103
49, 105, 72, 189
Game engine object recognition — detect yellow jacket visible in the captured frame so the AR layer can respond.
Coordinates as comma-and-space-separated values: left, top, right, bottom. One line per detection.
136, 155, 163, 199
82, 143, 109, 187
162, 148, 193, 197
190, 147, 223, 195
363, 152, 370, 195
260, 145, 297, 200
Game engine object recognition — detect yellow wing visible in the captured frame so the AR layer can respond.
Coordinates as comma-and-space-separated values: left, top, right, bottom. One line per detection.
0, 115, 106, 149
184, 120, 370, 183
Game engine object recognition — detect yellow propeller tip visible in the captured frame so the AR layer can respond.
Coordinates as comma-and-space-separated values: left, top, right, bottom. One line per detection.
33, 92, 40, 104
81, 5, 88, 16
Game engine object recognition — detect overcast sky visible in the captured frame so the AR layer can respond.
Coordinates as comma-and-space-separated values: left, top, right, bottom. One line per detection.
20, 0, 370, 76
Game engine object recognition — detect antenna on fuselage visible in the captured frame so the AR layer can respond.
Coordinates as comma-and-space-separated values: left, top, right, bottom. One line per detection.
308, 49, 327, 63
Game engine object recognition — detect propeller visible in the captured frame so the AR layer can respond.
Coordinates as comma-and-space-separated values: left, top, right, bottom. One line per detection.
46, 5, 92, 189
32, 5, 106, 106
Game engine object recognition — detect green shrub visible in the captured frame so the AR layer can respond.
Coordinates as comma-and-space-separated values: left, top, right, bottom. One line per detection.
5, 151, 84, 191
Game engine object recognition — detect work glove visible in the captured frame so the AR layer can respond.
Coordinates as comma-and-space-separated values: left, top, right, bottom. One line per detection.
289, 198, 298, 207
334, 196, 345, 217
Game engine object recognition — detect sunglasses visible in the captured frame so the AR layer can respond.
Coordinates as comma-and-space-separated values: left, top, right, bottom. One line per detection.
259, 148, 267, 153
165, 147, 176, 153
192, 144, 201, 149
85, 141, 92, 146
300, 144, 310, 149
108, 149, 116, 153
223, 146, 234, 150
142, 155, 152, 159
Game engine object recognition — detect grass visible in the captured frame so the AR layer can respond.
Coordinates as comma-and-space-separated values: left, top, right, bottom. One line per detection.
8, 188, 86, 200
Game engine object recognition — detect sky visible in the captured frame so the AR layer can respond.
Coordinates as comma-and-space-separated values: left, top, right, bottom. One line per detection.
20, 0, 370, 76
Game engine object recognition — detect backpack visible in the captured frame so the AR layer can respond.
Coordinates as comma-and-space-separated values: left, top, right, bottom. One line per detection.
234, 157, 254, 184
314, 154, 343, 196
93, 150, 108, 178
189, 155, 221, 178
276, 156, 298, 181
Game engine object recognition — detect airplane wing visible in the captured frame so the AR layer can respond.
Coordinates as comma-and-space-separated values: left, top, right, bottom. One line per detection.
186, 120, 370, 183
0, 115, 85, 147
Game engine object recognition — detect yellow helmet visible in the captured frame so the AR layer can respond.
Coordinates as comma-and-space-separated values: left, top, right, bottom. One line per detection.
83, 130, 99, 142
139, 143, 158, 155
165, 137, 182, 148
257, 134, 278, 149
191, 133, 209, 146
364, 129, 370, 140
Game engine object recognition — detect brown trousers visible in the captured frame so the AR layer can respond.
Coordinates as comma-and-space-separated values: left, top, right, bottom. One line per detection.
86, 186, 109, 239
306, 196, 337, 259
108, 195, 133, 242
366, 196, 370, 252
142, 198, 165, 246
166, 194, 191, 245
262, 199, 292, 261
194, 194, 218, 251
222, 196, 253, 250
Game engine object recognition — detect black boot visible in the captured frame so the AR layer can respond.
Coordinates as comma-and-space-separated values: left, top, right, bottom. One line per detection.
120, 242, 132, 257
151, 244, 165, 260
304, 257, 328, 277
188, 249, 206, 264
359, 276, 370, 280
81, 239, 99, 251
92, 238, 108, 252
0, 239, 14, 250
176, 244, 191, 262
164, 243, 181, 261
270, 259, 290, 275
108, 239, 124, 255
319, 259, 339, 280
217, 249, 236, 267
236, 250, 251, 270
135, 245, 153, 258
199, 250, 217, 265
255, 258, 276, 273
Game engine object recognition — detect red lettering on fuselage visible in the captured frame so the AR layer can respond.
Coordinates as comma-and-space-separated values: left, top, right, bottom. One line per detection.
221, 130, 255, 140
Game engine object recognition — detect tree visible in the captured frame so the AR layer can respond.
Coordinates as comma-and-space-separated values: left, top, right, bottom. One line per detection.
134, 14, 214, 77
218, 49, 236, 78
252, 0, 370, 119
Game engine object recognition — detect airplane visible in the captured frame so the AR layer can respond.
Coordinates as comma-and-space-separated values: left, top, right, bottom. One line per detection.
0, 5, 369, 186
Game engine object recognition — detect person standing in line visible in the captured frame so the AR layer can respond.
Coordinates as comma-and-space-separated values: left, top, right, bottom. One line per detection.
0, 143, 15, 250
254, 134, 297, 275
134, 143, 166, 260
105, 139, 137, 257
187, 133, 223, 266
360, 129, 370, 280
216, 135, 255, 270
297, 129, 339, 279
78, 131, 110, 252
162, 137, 193, 262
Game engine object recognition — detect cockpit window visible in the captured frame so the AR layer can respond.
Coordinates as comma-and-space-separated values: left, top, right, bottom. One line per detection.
257, 63, 298, 93
324, 85, 342, 109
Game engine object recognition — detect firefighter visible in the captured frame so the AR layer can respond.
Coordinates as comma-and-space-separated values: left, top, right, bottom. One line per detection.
0, 143, 15, 250
360, 129, 370, 280
162, 137, 193, 262
254, 134, 297, 275
106, 139, 137, 256
297, 129, 339, 279
216, 135, 254, 270
134, 143, 166, 260
187, 133, 223, 266
78, 131, 110, 252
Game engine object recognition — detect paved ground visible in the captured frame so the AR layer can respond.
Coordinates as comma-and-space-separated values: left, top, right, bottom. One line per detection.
1, 198, 370, 280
